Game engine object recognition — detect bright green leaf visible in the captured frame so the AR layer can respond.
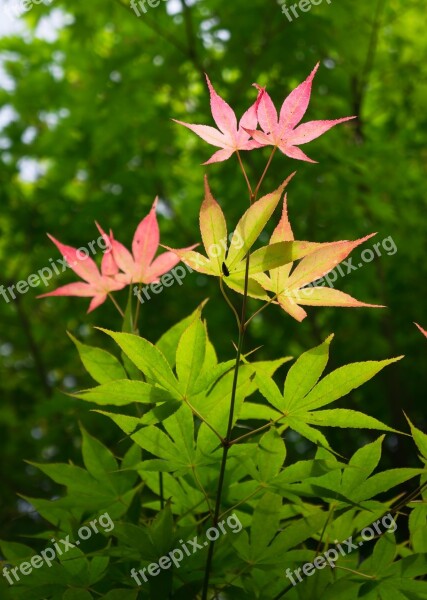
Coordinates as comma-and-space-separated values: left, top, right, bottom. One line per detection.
156, 301, 207, 367
299, 357, 403, 412
342, 436, 384, 493
256, 428, 286, 482
406, 415, 427, 462
98, 329, 180, 396
283, 335, 333, 411
80, 426, 118, 483
176, 315, 207, 394
74, 380, 176, 406
302, 409, 398, 432
200, 176, 228, 271
251, 492, 282, 555
68, 333, 127, 384
227, 180, 287, 269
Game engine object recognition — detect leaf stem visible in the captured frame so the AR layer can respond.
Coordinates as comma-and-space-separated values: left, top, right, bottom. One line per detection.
218, 484, 264, 520
334, 565, 375, 579
244, 291, 279, 329
255, 146, 278, 198
133, 282, 143, 332
219, 277, 241, 329
192, 466, 214, 519
107, 293, 125, 318
184, 398, 225, 444
230, 420, 277, 445
229, 407, 291, 445
159, 472, 165, 510
236, 150, 254, 198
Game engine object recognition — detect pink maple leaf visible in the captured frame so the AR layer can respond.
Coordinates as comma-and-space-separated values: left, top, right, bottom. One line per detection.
104, 198, 195, 285
95, 223, 120, 277
415, 323, 427, 339
38, 235, 125, 313
173, 74, 261, 164
254, 196, 384, 321
245, 63, 356, 163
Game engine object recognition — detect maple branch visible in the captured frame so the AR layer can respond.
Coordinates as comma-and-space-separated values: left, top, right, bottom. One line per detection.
273, 583, 294, 599
360, 0, 387, 99
202, 150, 277, 599
113, 0, 185, 52
15, 294, 52, 398
180, 0, 204, 76
202, 283, 249, 599
353, 0, 387, 139
112, 0, 206, 80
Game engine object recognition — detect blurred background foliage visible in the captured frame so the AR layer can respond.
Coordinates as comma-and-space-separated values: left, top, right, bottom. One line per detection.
0, 0, 426, 542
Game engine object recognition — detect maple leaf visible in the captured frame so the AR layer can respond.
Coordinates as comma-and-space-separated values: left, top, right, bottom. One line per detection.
38, 234, 125, 313
173, 74, 261, 164
415, 323, 427, 339
165, 175, 323, 300
253, 196, 384, 321
245, 63, 356, 163
105, 198, 195, 285
95, 222, 120, 277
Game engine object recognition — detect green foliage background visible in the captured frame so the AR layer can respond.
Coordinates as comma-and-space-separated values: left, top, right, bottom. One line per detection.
0, 0, 426, 555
